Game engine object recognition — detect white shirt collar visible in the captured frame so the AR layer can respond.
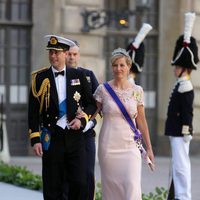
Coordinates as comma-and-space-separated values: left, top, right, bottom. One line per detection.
177, 75, 189, 83
51, 66, 66, 77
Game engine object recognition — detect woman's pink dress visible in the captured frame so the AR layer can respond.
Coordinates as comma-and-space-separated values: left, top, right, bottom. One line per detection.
94, 83, 144, 200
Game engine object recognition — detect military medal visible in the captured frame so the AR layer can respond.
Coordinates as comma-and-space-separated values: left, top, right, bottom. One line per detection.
73, 91, 82, 114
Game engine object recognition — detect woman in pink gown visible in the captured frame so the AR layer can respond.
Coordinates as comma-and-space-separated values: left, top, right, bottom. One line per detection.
94, 48, 154, 200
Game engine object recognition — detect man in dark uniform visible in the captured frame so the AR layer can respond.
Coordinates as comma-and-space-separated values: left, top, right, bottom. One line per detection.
165, 12, 199, 200
28, 34, 97, 200
65, 41, 99, 200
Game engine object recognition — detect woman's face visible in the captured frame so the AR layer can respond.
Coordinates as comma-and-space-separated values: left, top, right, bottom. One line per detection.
112, 57, 130, 80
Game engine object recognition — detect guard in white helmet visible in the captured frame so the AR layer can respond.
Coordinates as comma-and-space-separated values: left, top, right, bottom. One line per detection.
165, 12, 199, 200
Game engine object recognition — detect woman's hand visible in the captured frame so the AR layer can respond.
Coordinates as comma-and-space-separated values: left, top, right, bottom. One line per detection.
146, 148, 155, 171
76, 111, 85, 119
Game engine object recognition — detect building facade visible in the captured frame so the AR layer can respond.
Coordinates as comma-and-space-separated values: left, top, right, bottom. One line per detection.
0, 0, 199, 155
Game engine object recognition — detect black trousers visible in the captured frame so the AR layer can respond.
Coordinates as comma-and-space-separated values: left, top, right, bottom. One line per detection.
84, 134, 96, 200
42, 126, 87, 200
62, 132, 96, 200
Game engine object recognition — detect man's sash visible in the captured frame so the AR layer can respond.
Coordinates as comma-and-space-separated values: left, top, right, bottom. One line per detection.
59, 99, 67, 118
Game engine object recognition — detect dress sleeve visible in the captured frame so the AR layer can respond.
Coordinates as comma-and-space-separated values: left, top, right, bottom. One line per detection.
93, 84, 104, 103
133, 85, 144, 106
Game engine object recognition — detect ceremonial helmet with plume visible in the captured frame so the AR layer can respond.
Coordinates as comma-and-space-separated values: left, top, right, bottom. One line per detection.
126, 23, 153, 73
171, 12, 199, 70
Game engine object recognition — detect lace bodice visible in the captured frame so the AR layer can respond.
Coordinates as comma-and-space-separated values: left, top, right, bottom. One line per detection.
94, 83, 144, 119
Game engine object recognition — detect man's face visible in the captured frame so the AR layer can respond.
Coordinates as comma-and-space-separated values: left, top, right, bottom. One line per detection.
49, 49, 68, 70
66, 46, 80, 68
173, 65, 183, 78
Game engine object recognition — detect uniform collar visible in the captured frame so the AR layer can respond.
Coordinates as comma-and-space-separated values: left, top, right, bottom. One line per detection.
51, 66, 66, 77
177, 75, 190, 83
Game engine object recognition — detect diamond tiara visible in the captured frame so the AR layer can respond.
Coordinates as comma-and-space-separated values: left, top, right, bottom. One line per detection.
111, 48, 130, 57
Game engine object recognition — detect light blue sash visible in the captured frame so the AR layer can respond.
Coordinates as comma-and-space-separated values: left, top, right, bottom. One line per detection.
59, 99, 67, 118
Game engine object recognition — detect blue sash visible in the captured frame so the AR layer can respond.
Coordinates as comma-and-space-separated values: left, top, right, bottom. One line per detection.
103, 82, 142, 141
59, 99, 67, 118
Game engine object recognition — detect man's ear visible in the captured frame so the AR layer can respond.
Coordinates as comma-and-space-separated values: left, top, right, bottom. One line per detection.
64, 51, 69, 57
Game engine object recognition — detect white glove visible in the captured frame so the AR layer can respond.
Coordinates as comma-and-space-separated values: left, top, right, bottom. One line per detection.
183, 135, 192, 143
82, 120, 94, 133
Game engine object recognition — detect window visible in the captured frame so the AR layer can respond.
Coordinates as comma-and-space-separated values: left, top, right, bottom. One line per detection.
0, 0, 32, 21
0, 0, 32, 104
104, 0, 159, 142
0, 0, 32, 155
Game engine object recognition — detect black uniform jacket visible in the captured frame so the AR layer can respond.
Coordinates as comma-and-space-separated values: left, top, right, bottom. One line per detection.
78, 67, 99, 94
28, 66, 97, 146
78, 67, 99, 130
165, 77, 194, 137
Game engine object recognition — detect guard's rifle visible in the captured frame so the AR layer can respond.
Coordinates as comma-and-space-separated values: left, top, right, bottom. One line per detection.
0, 94, 3, 152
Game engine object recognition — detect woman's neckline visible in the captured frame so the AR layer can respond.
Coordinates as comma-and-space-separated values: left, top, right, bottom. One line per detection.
108, 80, 133, 91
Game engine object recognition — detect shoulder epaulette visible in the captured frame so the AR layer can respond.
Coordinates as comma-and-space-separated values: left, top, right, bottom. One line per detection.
178, 80, 193, 93
31, 67, 49, 75
31, 67, 50, 113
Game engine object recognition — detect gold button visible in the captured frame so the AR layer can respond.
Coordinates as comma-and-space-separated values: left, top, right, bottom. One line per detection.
48, 124, 51, 127
55, 116, 58, 119
47, 114, 49, 117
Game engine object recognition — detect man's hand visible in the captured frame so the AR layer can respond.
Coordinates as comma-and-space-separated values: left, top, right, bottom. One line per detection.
69, 118, 81, 130
33, 143, 43, 156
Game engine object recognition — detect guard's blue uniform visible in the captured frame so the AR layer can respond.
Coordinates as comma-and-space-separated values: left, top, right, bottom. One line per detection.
165, 76, 193, 200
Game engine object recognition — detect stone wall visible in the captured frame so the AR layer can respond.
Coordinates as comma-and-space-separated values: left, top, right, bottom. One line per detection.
32, 0, 200, 155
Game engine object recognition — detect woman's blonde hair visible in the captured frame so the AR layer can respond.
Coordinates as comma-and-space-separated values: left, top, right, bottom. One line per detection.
110, 48, 132, 67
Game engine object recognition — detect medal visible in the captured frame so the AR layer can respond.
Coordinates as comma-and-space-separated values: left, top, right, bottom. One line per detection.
73, 91, 82, 114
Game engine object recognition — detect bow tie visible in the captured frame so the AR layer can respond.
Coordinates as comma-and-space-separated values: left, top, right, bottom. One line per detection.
55, 70, 65, 77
